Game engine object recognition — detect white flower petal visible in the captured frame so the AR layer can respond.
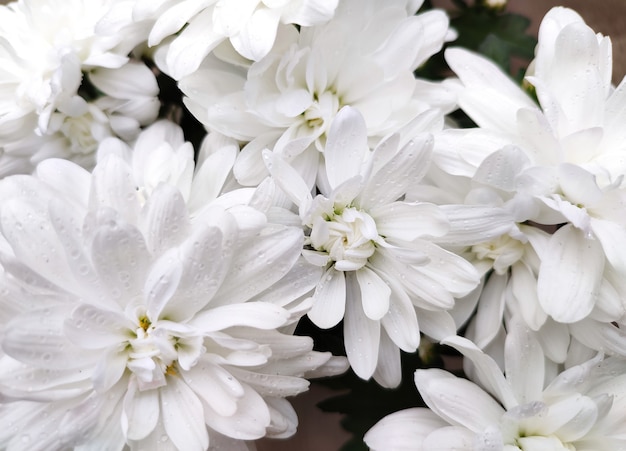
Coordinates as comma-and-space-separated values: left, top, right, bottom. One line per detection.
359, 134, 433, 208
510, 261, 547, 331
122, 379, 159, 440
442, 336, 517, 410
149, 0, 213, 46
364, 408, 446, 450
183, 362, 243, 417
160, 376, 209, 451
356, 266, 390, 320
203, 383, 271, 440
471, 272, 506, 349
144, 248, 183, 321
165, 9, 224, 80
90, 154, 140, 224
436, 205, 514, 246
212, 225, 303, 306
416, 309, 456, 342
324, 106, 368, 190
36, 159, 91, 208
371, 202, 449, 241
445, 47, 537, 134
372, 329, 402, 388
230, 7, 281, 61
90, 216, 151, 307
190, 303, 289, 332
504, 319, 544, 405
344, 272, 380, 380
415, 368, 505, 432
264, 150, 312, 209
308, 267, 346, 328
0, 198, 74, 290
380, 273, 420, 352
140, 183, 191, 255
4, 306, 96, 371
537, 224, 604, 323
65, 304, 134, 349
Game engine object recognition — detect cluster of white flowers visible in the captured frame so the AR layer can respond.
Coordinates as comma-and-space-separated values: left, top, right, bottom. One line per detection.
1, 0, 626, 450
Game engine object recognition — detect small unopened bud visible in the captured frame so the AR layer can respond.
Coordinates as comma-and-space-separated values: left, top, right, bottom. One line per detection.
480, 0, 508, 12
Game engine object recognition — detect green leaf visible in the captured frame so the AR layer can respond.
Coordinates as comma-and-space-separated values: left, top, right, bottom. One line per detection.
449, 8, 537, 77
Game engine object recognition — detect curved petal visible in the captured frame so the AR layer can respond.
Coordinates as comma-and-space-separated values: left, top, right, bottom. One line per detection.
415, 368, 505, 432
537, 224, 604, 323
308, 267, 346, 328
344, 272, 380, 380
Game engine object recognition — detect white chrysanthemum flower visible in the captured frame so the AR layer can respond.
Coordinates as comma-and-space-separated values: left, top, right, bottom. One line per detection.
1, 60, 160, 176
432, 7, 626, 327
265, 107, 479, 387
180, 0, 454, 188
365, 321, 626, 450
0, 0, 128, 137
0, 121, 346, 450
121, 0, 339, 80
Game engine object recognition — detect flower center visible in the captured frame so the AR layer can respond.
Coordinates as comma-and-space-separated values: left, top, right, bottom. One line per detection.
308, 206, 379, 271
125, 311, 203, 391
303, 90, 340, 133
471, 234, 525, 275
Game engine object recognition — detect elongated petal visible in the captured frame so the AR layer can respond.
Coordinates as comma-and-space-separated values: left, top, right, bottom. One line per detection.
140, 183, 191, 255
443, 336, 517, 410
64, 304, 134, 349
308, 267, 346, 328
144, 248, 183, 321
263, 149, 312, 209
537, 224, 604, 323
436, 205, 514, 246
122, 379, 159, 440
380, 272, 420, 352
371, 202, 448, 241
364, 408, 447, 450
445, 47, 537, 134
190, 303, 288, 331
504, 319, 544, 405
203, 384, 270, 440
212, 225, 303, 306
324, 106, 368, 190
4, 306, 96, 370
160, 376, 209, 451
371, 329, 402, 388
416, 369, 505, 432
183, 362, 244, 417
356, 266, 390, 320
344, 272, 380, 380
1, 198, 73, 290
90, 216, 151, 307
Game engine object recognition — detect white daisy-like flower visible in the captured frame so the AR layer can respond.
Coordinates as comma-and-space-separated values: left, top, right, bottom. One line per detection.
265, 107, 479, 387
180, 0, 454, 188
365, 320, 626, 450
0, 0, 128, 138
431, 7, 626, 328
1, 60, 160, 176
0, 122, 346, 450
121, 0, 339, 80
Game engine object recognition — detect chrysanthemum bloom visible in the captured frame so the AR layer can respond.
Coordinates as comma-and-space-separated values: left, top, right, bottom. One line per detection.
180, 0, 454, 189
432, 7, 626, 333
115, 0, 339, 80
265, 107, 479, 387
365, 320, 626, 450
0, 0, 160, 176
0, 121, 346, 450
